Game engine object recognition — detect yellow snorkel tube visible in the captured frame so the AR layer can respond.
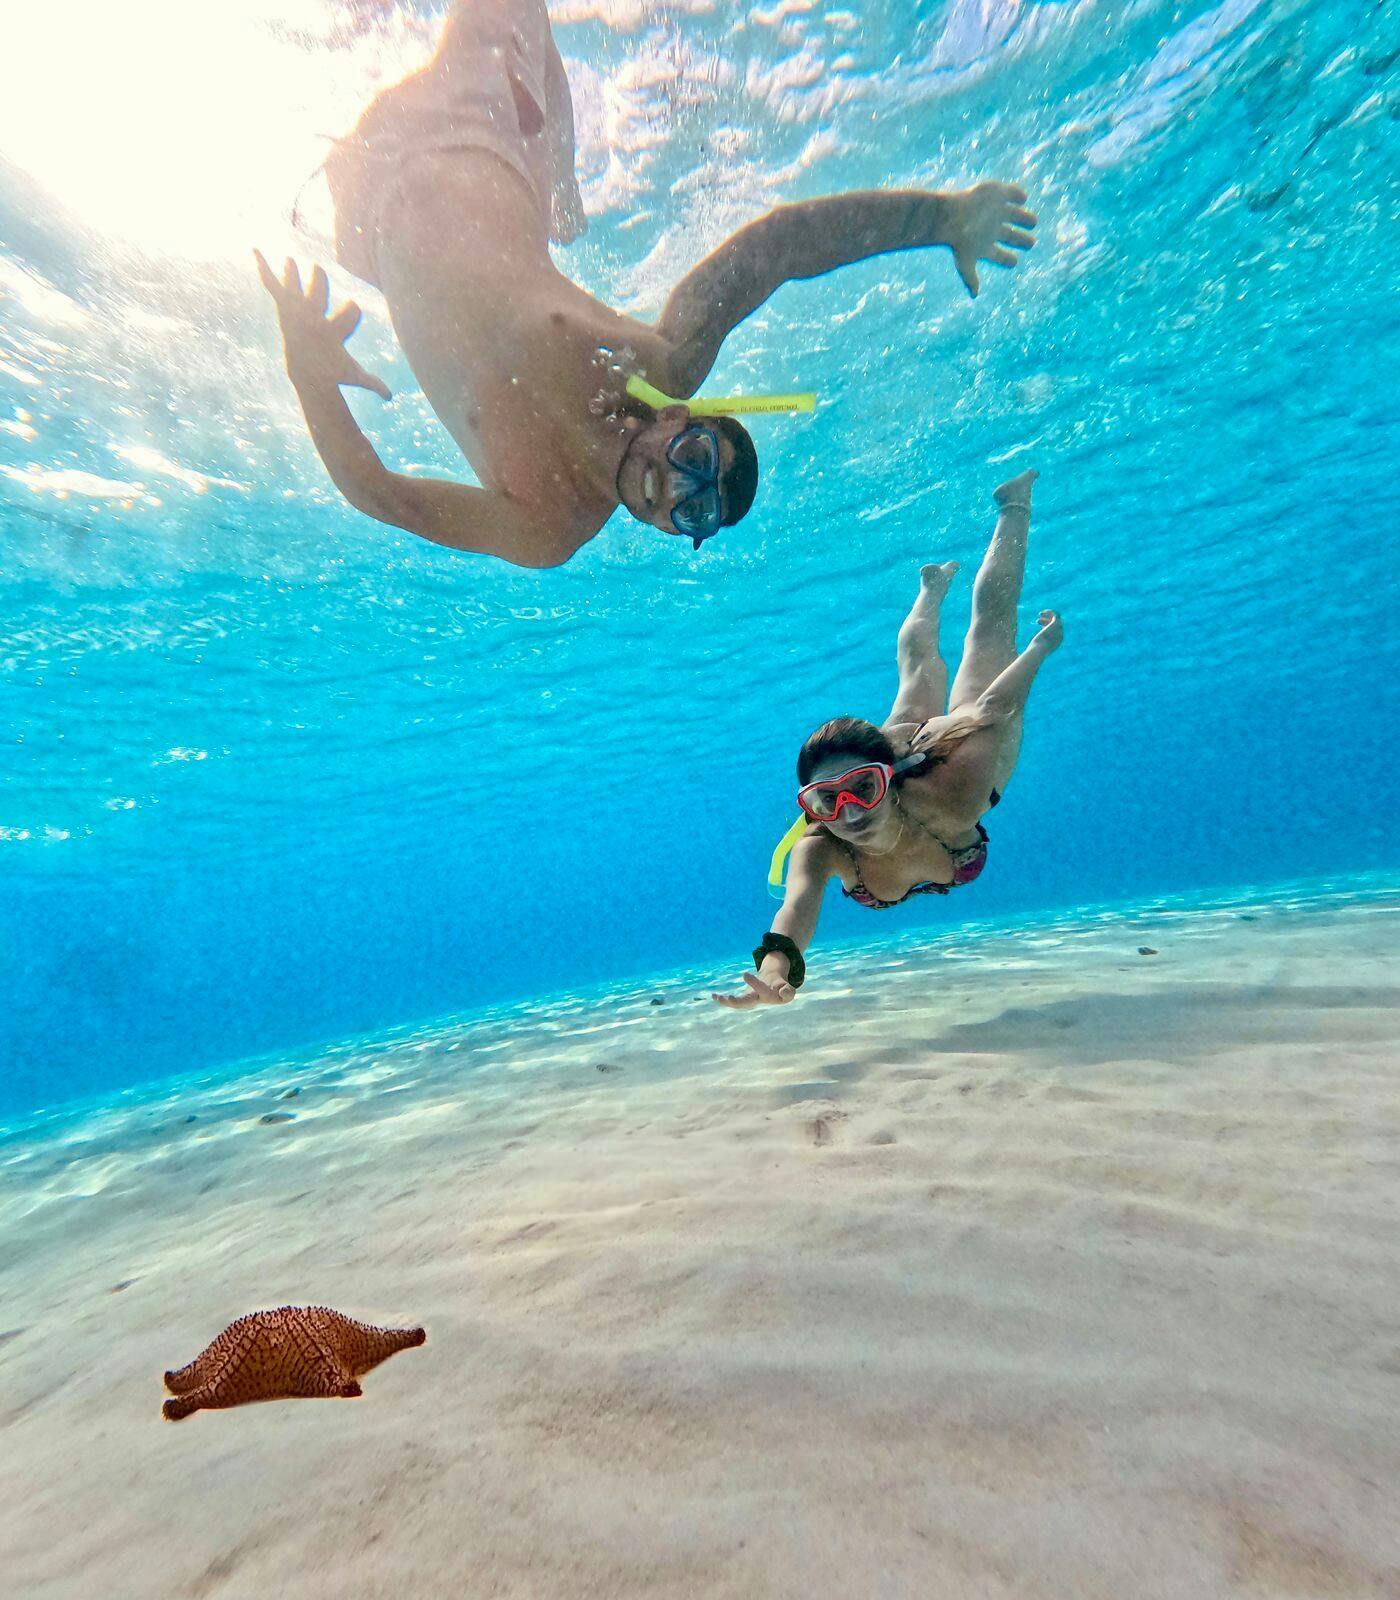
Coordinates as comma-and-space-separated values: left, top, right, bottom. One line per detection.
767, 815, 810, 900
626, 374, 816, 417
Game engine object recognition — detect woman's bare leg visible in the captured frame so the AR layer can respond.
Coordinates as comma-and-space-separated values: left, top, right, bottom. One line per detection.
886, 561, 958, 734
948, 469, 1037, 711
989, 609, 1062, 791
940, 610, 1063, 810
978, 609, 1063, 719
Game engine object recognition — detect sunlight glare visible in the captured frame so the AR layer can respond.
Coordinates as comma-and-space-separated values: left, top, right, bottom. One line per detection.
0, 0, 432, 260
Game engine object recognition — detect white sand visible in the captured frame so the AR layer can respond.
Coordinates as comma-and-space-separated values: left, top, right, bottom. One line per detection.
3, 886, 1399, 1599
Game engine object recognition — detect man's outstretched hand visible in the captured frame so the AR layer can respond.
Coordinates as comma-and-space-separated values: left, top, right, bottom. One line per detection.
253, 251, 392, 400
944, 182, 1037, 297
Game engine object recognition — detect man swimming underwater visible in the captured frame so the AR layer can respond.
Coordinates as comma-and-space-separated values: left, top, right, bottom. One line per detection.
255, 0, 1037, 568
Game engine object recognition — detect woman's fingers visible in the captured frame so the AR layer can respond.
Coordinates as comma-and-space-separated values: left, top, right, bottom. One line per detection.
711, 971, 796, 1007
308, 265, 330, 315
743, 973, 794, 1004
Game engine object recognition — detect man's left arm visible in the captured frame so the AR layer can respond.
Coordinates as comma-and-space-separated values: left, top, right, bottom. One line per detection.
655, 181, 1035, 393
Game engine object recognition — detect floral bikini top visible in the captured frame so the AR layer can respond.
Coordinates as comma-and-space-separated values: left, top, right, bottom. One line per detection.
838, 789, 999, 910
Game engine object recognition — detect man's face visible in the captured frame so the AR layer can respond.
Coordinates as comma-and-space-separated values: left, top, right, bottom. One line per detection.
615, 405, 737, 544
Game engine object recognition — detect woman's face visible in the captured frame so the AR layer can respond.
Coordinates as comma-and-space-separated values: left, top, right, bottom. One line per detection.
804, 752, 902, 847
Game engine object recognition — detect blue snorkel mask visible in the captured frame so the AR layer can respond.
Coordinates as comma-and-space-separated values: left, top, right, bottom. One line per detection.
665, 423, 725, 549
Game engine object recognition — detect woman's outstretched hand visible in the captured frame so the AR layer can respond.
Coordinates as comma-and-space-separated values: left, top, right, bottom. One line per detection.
711, 971, 797, 1009
253, 251, 392, 401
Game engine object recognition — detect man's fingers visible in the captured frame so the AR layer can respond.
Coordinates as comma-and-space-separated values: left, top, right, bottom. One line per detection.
1008, 206, 1038, 228
998, 227, 1035, 250
955, 253, 980, 297
308, 265, 330, 316
327, 301, 362, 341
252, 248, 280, 296
1001, 182, 1029, 203
283, 258, 302, 295
346, 359, 391, 401
987, 245, 1018, 268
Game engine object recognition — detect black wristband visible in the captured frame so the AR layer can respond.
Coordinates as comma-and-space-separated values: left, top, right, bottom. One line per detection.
753, 932, 806, 989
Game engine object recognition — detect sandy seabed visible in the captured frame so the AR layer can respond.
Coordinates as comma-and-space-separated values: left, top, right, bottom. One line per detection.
3, 884, 1399, 1600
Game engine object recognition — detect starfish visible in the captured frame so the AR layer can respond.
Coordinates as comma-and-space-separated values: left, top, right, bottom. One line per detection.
162, 1305, 425, 1421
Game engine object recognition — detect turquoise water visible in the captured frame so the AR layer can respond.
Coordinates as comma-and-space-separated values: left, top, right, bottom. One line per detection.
2, 0, 1397, 1116
3, 874, 1393, 1152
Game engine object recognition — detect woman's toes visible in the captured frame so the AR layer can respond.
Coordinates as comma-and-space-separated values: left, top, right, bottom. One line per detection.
920, 561, 959, 594
994, 468, 1038, 505
1035, 610, 1064, 648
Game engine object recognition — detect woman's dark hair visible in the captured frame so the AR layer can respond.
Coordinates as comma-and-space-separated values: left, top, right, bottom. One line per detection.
797, 716, 902, 785
715, 416, 759, 526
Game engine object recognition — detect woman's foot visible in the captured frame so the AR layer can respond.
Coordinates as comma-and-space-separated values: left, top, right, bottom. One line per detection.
1031, 608, 1063, 653
919, 560, 959, 602
994, 469, 1038, 511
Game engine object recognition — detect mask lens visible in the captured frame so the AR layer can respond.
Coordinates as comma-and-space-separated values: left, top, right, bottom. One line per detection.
849, 769, 884, 807
801, 786, 836, 819
672, 486, 722, 538
667, 427, 719, 479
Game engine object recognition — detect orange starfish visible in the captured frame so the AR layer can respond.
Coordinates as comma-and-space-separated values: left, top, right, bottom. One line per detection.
162, 1305, 425, 1421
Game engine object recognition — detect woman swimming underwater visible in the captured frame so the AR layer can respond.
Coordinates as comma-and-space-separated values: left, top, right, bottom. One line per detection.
713, 470, 1062, 1009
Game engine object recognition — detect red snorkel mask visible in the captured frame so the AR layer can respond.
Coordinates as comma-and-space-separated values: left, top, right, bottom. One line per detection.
797, 763, 893, 821
796, 754, 924, 822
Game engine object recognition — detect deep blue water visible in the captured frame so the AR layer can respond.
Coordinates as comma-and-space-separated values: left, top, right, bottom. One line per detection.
2, 0, 1397, 1117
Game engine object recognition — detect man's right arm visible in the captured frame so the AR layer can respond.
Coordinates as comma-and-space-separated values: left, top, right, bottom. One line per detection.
290, 373, 572, 567
256, 252, 573, 568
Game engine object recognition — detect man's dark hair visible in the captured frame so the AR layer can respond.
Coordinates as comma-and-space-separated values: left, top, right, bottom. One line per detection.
715, 416, 758, 526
